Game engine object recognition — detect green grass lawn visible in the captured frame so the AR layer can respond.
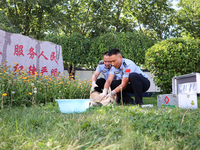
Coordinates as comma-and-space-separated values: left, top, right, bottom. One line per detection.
0, 97, 200, 150
143, 96, 158, 105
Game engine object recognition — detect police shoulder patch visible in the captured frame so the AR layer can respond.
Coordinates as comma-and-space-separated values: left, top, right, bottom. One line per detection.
123, 62, 127, 67
98, 60, 104, 65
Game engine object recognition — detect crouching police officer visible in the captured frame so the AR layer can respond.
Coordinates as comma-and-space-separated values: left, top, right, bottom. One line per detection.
99, 49, 150, 105
90, 52, 113, 94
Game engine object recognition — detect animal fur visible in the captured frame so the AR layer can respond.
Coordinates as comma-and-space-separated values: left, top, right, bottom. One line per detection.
89, 88, 117, 107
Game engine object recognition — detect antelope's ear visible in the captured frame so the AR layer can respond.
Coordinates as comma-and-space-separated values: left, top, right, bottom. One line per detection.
113, 95, 117, 100
108, 87, 112, 93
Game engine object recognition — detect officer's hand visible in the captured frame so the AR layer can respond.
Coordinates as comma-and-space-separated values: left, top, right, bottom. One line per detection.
90, 81, 98, 94
105, 90, 116, 99
99, 89, 108, 100
99, 93, 106, 100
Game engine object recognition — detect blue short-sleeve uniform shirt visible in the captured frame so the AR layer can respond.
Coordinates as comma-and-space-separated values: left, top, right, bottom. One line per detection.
109, 58, 148, 79
96, 60, 111, 80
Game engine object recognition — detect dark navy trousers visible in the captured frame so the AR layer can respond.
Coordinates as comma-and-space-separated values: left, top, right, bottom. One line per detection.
111, 73, 150, 105
94, 78, 106, 93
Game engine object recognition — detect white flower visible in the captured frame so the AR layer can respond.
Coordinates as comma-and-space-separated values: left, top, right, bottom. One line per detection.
12, 91, 15, 94
31, 83, 34, 86
115, 119, 120, 124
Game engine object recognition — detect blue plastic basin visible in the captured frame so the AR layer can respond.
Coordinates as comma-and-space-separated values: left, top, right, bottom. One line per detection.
55, 99, 92, 113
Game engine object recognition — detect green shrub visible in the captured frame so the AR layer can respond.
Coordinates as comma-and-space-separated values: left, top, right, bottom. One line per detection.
145, 37, 200, 93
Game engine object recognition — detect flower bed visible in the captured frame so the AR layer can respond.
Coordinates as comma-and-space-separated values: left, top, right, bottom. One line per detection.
0, 62, 91, 108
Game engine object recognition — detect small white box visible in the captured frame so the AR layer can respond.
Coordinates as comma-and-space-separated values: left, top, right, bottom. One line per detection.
157, 94, 198, 109
178, 94, 198, 109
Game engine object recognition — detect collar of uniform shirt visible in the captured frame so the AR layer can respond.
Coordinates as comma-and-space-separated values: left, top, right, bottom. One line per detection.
118, 58, 125, 70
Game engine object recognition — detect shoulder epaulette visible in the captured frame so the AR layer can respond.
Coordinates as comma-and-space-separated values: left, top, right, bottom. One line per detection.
123, 62, 127, 67
98, 60, 104, 65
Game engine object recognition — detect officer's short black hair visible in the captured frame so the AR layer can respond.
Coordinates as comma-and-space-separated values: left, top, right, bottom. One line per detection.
104, 51, 109, 56
108, 49, 121, 56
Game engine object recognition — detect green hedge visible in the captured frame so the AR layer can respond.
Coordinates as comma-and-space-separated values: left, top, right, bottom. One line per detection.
145, 38, 200, 93
62, 33, 90, 66
89, 31, 155, 68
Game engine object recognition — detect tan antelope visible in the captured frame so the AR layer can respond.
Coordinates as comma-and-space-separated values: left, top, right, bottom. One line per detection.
89, 88, 117, 107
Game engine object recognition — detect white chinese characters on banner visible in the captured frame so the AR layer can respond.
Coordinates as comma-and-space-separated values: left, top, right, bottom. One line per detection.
178, 82, 197, 94
0, 30, 64, 76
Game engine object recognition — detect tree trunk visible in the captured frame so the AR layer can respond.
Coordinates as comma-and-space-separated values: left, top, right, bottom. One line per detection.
116, 0, 124, 32
64, 62, 75, 80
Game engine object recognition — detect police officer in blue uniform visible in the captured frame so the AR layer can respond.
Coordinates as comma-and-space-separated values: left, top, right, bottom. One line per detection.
90, 52, 112, 94
99, 49, 150, 105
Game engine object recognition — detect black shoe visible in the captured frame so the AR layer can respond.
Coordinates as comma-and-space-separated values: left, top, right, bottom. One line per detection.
139, 102, 143, 107
125, 98, 135, 105
130, 98, 136, 105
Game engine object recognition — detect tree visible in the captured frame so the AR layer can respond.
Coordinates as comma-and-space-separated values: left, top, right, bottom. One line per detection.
59, 0, 137, 38
125, 0, 177, 40
0, 10, 19, 33
176, 0, 200, 39
62, 33, 90, 78
44, 32, 90, 79
1, 0, 183, 41
1, 0, 65, 40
